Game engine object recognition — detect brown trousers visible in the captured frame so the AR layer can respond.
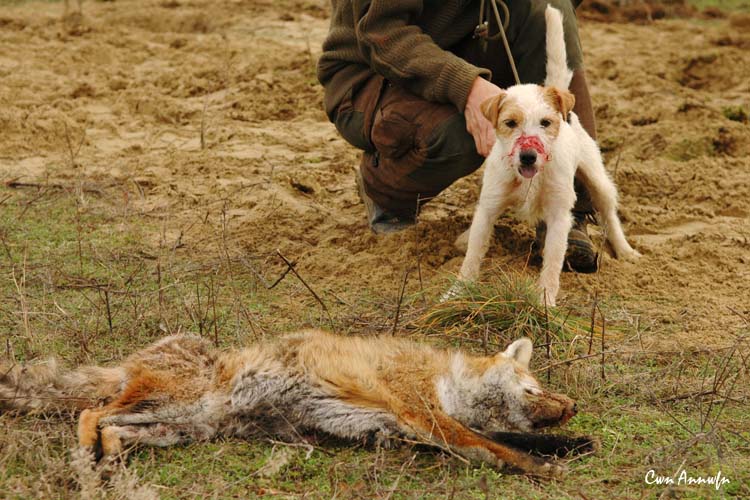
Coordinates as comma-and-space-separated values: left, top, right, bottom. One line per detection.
332, 0, 592, 218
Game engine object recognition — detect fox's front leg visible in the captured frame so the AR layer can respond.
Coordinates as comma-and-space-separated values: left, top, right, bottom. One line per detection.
538, 211, 573, 307
397, 408, 564, 477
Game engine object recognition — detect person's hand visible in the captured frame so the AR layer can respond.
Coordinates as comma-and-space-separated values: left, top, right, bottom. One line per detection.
464, 77, 503, 157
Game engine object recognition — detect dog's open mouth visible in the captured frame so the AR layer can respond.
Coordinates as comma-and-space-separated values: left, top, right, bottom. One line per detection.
518, 165, 538, 179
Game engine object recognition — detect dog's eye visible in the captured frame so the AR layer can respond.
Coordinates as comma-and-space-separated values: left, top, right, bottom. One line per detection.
504, 119, 517, 129
540, 119, 552, 128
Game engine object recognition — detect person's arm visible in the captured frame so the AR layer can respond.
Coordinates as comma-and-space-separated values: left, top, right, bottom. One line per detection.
353, 0, 488, 112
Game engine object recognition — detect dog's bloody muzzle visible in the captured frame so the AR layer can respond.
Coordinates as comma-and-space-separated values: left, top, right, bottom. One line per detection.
507, 135, 549, 179
509, 135, 548, 161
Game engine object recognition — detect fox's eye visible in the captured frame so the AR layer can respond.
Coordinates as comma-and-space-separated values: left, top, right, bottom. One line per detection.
504, 119, 517, 129
540, 119, 552, 128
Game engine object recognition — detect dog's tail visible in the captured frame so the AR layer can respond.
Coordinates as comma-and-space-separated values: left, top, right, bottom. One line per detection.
0, 357, 125, 414
544, 5, 573, 89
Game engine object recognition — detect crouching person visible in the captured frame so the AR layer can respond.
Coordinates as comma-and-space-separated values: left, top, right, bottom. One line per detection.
317, 0, 600, 272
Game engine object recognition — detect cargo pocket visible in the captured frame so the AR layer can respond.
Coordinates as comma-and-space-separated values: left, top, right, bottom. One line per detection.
371, 109, 418, 160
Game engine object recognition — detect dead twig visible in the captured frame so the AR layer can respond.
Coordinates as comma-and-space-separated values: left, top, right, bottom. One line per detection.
239, 255, 296, 290
276, 250, 334, 332
587, 292, 598, 355
200, 94, 209, 150
391, 267, 410, 336
598, 303, 606, 382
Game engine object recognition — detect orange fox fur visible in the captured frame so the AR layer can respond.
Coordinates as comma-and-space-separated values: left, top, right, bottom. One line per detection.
1, 330, 584, 476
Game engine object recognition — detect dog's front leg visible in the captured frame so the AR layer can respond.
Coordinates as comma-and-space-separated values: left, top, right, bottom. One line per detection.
457, 166, 512, 283
443, 195, 504, 301
458, 200, 504, 282
538, 211, 573, 307
442, 161, 510, 301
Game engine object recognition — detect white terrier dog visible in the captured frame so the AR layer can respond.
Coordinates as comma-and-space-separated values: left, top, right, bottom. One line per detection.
451, 6, 640, 307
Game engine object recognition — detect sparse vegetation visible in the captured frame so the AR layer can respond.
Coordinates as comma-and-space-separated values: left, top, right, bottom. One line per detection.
723, 106, 749, 123
2, 185, 748, 498
1, 0, 749, 498
421, 272, 591, 347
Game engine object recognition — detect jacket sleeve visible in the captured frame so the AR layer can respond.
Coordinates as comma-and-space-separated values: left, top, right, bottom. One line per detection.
353, 0, 490, 111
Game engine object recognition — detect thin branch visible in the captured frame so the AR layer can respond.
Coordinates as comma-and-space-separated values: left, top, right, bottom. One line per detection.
276, 250, 334, 332
391, 268, 410, 336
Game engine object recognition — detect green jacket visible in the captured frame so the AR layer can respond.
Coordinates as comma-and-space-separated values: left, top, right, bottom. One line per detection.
317, 0, 491, 119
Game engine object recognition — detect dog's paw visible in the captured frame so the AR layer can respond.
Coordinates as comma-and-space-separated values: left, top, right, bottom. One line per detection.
441, 282, 465, 303
537, 284, 558, 308
538, 291, 557, 308
619, 248, 642, 261
454, 229, 470, 254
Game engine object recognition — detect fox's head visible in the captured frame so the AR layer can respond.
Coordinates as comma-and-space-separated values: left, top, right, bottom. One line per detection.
438, 338, 577, 433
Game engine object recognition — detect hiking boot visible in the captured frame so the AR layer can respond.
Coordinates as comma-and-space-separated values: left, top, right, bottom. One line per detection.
535, 213, 598, 273
355, 168, 415, 234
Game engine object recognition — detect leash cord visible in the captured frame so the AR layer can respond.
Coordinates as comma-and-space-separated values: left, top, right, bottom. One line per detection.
476, 0, 520, 86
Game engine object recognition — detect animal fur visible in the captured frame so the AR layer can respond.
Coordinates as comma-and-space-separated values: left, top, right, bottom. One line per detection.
451, 6, 640, 306
1, 330, 591, 477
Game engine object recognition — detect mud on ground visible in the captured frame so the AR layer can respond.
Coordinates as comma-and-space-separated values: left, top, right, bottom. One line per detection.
1, 0, 748, 352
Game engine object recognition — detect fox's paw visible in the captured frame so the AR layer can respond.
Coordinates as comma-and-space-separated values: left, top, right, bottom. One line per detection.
573, 435, 599, 455
77, 409, 100, 448
367, 428, 401, 450
533, 461, 567, 478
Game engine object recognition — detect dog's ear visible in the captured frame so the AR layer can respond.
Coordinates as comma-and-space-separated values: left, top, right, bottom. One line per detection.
544, 87, 576, 116
480, 91, 507, 126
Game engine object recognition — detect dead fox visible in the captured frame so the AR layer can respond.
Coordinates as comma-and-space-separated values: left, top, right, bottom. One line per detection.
0, 330, 592, 476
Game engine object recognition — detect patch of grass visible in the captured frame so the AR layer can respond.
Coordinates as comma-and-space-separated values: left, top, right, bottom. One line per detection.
420, 271, 592, 347
1, 184, 748, 499
723, 106, 749, 123
666, 137, 714, 162
687, 0, 750, 13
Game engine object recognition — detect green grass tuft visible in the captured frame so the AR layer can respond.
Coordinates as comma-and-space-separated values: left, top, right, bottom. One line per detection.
421, 271, 591, 346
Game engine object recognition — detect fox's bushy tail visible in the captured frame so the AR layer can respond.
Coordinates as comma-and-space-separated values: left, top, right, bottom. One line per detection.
0, 357, 124, 414
544, 6, 573, 89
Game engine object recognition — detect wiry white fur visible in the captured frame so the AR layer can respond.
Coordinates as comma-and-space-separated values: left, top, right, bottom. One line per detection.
451, 7, 640, 307
544, 5, 573, 89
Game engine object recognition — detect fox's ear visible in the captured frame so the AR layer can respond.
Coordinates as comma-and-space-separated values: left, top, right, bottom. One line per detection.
544, 87, 575, 116
503, 338, 533, 368
480, 91, 507, 126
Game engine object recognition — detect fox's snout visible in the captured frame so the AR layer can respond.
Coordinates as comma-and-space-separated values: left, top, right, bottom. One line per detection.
526, 391, 577, 429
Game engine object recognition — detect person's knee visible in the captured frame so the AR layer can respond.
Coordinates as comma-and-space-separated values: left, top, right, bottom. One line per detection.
413, 113, 484, 187
334, 108, 372, 152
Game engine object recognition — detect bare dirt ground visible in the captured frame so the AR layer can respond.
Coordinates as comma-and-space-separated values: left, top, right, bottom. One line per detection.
2, 0, 748, 352
1, 0, 749, 497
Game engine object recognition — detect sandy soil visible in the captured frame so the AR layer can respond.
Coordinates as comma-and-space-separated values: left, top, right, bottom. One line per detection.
1, 0, 748, 350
